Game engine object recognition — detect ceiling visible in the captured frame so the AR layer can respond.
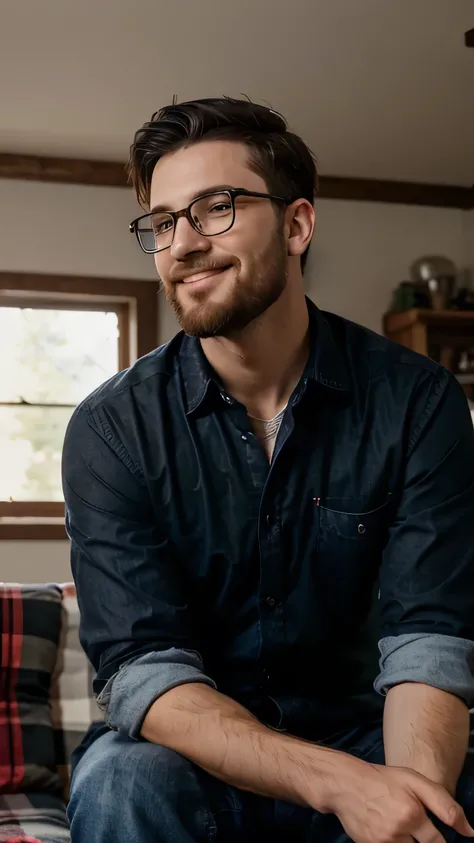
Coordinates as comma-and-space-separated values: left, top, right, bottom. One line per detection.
0, 0, 473, 185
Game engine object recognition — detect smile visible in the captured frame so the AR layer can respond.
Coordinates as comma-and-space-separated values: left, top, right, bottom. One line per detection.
180, 266, 231, 291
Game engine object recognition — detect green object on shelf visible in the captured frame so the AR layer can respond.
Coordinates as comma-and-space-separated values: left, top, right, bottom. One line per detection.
391, 282, 417, 312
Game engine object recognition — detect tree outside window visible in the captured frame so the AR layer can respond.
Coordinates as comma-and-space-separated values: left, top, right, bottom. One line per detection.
0, 272, 160, 539
0, 306, 119, 502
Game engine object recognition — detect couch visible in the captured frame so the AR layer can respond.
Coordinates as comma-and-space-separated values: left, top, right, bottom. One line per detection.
0, 583, 104, 843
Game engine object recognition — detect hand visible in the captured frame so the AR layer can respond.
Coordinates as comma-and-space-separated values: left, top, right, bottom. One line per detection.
321, 757, 474, 843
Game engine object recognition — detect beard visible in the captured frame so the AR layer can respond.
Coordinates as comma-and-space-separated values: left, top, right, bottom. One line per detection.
164, 227, 288, 339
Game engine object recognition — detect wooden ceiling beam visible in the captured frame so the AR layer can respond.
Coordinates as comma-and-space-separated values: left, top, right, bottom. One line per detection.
0, 152, 472, 209
0, 153, 128, 187
318, 176, 473, 210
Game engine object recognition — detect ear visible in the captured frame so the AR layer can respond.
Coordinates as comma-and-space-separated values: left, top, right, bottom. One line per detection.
286, 199, 315, 258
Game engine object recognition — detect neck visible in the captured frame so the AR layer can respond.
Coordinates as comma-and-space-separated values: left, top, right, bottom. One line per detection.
200, 283, 310, 420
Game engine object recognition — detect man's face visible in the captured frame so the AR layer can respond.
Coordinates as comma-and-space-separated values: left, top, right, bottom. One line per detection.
150, 140, 288, 338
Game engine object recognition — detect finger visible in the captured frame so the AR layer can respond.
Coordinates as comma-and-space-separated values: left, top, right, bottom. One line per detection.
448, 805, 474, 838
412, 778, 474, 837
411, 816, 446, 843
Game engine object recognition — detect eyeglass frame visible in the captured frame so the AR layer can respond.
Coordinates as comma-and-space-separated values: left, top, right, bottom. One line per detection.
129, 187, 292, 254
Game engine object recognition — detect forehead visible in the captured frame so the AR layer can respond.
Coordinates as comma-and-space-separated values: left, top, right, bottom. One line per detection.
149, 139, 267, 211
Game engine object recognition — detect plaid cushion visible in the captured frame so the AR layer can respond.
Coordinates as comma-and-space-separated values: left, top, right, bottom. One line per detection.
50, 585, 104, 801
0, 793, 69, 842
0, 585, 62, 798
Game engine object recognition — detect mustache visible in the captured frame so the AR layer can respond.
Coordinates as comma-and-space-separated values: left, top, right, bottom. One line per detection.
169, 259, 234, 283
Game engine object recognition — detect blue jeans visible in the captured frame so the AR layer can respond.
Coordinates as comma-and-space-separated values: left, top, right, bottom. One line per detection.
68, 719, 474, 842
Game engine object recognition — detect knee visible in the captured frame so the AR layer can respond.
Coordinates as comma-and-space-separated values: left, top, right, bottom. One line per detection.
71, 731, 194, 805
68, 732, 213, 842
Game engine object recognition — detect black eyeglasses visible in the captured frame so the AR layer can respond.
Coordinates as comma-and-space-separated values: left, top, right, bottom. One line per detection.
129, 188, 290, 254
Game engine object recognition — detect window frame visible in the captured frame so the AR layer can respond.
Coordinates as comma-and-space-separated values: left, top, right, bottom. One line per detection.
0, 271, 160, 540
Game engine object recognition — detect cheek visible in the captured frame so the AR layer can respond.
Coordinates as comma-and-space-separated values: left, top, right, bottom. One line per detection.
216, 226, 267, 270
233, 210, 280, 255
154, 253, 170, 282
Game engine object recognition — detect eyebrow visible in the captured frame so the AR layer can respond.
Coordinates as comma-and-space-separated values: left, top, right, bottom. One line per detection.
150, 184, 237, 214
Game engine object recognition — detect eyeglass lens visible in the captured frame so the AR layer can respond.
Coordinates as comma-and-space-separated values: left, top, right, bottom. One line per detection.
136, 191, 234, 252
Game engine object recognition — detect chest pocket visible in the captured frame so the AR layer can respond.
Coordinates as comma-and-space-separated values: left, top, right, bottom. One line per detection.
316, 497, 393, 626
318, 499, 392, 540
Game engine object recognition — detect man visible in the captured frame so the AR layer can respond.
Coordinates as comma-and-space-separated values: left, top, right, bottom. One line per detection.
63, 98, 474, 843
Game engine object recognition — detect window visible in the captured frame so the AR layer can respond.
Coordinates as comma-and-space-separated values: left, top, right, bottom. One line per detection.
0, 273, 159, 539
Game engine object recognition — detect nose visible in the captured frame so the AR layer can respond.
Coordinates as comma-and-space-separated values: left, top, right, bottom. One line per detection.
170, 215, 211, 260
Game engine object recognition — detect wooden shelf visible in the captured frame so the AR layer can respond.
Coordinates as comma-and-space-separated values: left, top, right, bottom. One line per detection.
384, 309, 474, 334
384, 310, 474, 397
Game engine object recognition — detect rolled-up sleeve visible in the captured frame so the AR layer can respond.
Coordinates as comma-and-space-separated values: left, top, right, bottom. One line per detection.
97, 649, 216, 738
375, 633, 474, 706
377, 370, 474, 703
62, 401, 215, 738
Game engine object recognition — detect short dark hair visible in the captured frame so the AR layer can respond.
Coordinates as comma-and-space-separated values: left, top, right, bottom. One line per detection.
128, 97, 318, 270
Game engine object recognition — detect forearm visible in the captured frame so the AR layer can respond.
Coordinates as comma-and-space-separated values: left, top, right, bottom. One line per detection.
383, 682, 470, 794
141, 682, 344, 808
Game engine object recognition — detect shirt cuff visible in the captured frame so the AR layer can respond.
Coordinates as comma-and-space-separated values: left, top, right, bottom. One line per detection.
374, 633, 474, 706
96, 647, 217, 738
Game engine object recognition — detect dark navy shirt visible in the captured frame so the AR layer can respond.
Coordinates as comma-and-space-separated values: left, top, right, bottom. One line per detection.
63, 299, 474, 745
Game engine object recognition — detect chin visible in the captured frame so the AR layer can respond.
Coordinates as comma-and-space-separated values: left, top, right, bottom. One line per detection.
173, 282, 240, 333
177, 303, 236, 338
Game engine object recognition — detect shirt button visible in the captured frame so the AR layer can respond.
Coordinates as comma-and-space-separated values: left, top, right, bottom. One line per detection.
357, 523, 366, 535
266, 514, 272, 527
241, 434, 247, 441
265, 596, 277, 609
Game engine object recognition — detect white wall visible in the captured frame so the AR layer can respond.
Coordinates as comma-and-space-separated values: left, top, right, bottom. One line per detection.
1, 181, 472, 583
0, 179, 180, 343
1, 541, 70, 584
307, 200, 471, 333
464, 210, 474, 284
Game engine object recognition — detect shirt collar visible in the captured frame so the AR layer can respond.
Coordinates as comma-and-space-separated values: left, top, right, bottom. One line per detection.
305, 298, 350, 392
179, 334, 220, 415
180, 297, 350, 416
